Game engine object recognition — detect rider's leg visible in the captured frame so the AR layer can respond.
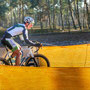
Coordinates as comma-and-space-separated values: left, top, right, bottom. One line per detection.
11, 46, 21, 58
11, 43, 21, 66
4, 38, 22, 66
11, 49, 22, 66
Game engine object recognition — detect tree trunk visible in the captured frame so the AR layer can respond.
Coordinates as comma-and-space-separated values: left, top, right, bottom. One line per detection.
48, 12, 52, 29
18, 0, 22, 23
40, 12, 43, 29
84, 0, 90, 29
67, 9, 71, 33
10, 9, 13, 26
76, 0, 82, 31
34, 14, 37, 25
40, 21, 43, 30
60, 0, 64, 30
83, 3, 86, 29
52, 0, 56, 29
47, 0, 52, 29
68, 0, 77, 30
74, 0, 78, 26
13, 12, 16, 24
21, 1, 24, 23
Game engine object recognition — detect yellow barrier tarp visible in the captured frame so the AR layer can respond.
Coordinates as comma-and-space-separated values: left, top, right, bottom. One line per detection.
85, 44, 90, 67
0, 44, 90, 67
0, 66, 90, 90
39, 44, 88, 67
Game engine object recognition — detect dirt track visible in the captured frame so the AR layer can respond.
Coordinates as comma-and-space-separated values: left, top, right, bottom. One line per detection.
29, 32, 90, 46
0, 32, 90, 46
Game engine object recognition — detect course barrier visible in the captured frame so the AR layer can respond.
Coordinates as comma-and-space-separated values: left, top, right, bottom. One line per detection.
0, 44, 90, 67
0, 45, 90, 90
39, 44, 90, 67
0, 66, 90, 90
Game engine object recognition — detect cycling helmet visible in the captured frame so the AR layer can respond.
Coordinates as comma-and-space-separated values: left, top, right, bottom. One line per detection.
24, 17, 34, 25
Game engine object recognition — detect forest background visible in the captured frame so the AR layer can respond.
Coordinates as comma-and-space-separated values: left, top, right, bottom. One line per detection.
0, 0, 90, 34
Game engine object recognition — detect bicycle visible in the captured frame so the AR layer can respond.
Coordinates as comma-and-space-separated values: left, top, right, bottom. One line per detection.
0, 43, 50, 67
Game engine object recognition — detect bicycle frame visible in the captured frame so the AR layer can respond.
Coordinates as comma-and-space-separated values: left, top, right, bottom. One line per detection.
4, 47, 12, 60
4, 46, 38, 66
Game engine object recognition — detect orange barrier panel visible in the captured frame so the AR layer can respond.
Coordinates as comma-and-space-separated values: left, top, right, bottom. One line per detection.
0, 44, 90, 67
85, 44, 90, 67
1, 45, 90, 90
0, 66, 90, 90
39, 44, 88, 67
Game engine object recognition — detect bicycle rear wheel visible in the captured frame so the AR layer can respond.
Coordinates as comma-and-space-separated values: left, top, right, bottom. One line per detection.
25, 54, 50, 67
0, 58, 10, 65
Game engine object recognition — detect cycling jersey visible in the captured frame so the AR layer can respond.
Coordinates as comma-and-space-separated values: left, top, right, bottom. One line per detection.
1, 23, 36, 52
2, 23, 35, 46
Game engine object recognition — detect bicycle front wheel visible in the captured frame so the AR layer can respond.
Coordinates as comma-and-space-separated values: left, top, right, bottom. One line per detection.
0, 58, 10, 65
25, 54, 50, 67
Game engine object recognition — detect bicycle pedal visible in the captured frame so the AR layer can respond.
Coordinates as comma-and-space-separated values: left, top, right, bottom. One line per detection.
21, 64, 24, 66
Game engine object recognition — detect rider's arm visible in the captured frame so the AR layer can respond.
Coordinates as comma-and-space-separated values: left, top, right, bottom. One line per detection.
22, 29, 40, 46
19, 35, 24, 41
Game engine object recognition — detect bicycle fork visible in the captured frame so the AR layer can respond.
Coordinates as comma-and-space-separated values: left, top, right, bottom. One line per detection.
23, 47, 38, 67
32, 58, 38, 67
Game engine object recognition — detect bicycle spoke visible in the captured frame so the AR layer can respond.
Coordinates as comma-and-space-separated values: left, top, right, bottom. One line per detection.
25, 54, 50, 67
0, 60, 6, 65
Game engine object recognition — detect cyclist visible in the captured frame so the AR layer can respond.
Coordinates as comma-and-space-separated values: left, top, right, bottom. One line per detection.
1, 17, 41, 66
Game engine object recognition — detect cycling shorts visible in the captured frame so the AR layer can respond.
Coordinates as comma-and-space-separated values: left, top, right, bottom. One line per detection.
1, 38, 21, 52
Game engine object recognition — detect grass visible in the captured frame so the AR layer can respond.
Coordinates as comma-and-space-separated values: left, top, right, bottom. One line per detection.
28, 28, 90, 34
0, 26, 90, 38
0, 30, 5, 37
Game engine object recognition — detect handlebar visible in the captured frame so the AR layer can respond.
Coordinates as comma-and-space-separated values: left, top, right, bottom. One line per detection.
34, 47, 41, 53
28, 41, 42, 53
28, 46, 42, 53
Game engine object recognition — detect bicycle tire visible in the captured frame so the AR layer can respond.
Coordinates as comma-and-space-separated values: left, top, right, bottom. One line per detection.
25, 54, 50, 67
0, 58, 10, 65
